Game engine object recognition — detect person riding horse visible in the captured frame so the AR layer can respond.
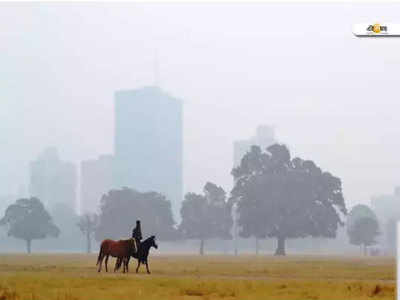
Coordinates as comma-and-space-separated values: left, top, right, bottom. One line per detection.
131, 220, 142, 253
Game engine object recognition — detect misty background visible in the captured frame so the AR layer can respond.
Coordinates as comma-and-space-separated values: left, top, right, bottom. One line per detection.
0, 2, 399, 253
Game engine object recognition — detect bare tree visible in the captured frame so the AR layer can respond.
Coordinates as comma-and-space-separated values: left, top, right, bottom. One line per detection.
77, 213, 98, 253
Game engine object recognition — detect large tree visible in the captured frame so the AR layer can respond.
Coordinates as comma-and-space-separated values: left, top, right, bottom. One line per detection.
346, 204, 377, 232
77, 213, 98, 253
95, 188, 177, 242
348, 217, 380, 255
179, 182, 232, 255
231, 144, 347, 256
346, 205, 380, 255
0, 197, 60, 253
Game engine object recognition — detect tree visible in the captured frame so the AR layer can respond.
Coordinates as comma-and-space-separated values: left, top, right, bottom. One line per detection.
346, 205, 380, 255
231, 144, 347, 256
348, 217, 379, 255
346, 204, 377, 232
179, 182, 232, 255
95, 188, 177, 242
77, 213, 98, 253
0, 197, 60, 253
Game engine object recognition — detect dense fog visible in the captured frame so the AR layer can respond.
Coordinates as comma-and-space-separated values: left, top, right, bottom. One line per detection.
1, 3, 399, 255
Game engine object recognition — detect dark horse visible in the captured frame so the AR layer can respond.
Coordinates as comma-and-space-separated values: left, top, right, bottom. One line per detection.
96, 238, 136, 273
115, 235, 158, 274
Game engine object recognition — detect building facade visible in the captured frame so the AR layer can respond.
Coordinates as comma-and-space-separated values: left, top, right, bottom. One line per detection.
370, 187, 400, 252
80, 154, 114, 214
29, 147, 77, 210
113, 86, 183, 218
233, 125, 276, 167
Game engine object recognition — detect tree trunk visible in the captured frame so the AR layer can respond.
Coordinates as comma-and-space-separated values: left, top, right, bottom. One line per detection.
275, 236, 286, 256
255, 237, 259, 255
200, 239, 205, 256
26, 239, 31, 254
86, 232, 91, 254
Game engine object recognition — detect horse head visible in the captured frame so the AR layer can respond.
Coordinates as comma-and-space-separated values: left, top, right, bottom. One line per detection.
150, 235, 158, 249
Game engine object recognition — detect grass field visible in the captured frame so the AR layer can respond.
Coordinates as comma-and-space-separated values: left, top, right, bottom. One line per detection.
0, 253, 395, 300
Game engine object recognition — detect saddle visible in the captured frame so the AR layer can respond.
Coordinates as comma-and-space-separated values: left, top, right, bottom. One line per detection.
130, 238, 139, 254
120, 238, 138, 254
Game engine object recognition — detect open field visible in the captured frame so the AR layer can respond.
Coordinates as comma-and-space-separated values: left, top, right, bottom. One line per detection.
0, 254, 395, 300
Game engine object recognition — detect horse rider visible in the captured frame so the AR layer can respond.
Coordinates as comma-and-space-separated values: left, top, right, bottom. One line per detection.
131, 219, 143, 253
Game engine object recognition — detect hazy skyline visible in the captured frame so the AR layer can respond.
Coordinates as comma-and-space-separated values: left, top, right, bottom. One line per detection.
1, 3, 399, 210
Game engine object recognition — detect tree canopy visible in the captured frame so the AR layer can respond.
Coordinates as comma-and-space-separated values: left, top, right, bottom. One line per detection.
0, 197, 60, 253
231, 144, 347, 255
346, 205, 379, 254
346, 204, 377, 230
95, 188, 177, 242
179, 182, 232, 255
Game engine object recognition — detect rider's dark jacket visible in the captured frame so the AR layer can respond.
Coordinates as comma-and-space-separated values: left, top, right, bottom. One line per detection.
132, 223, 143, 241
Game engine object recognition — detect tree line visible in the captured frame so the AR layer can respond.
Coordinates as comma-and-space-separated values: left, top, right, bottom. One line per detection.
0, 144, 381, 255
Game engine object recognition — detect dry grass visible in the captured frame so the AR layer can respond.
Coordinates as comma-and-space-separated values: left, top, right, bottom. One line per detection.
0, 254, 395, 300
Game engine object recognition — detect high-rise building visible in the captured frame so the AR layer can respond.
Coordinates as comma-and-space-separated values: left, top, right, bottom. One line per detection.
80, 154, 114, 214
233, 125, 276, 167
113, 86, 183, 218
370, 187, 400, 252
371, 187, 400, 226
29, 147, 77, 210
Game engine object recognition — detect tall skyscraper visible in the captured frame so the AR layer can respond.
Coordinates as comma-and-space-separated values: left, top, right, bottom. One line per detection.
113, 86, 183, 218
371, 187, 400, 249
80, 154, 114, 214
233, 125, 276, 167
29, 147, 77, 210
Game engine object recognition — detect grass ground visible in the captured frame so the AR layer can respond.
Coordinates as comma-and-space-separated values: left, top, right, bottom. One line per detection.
0, 254, 395, 300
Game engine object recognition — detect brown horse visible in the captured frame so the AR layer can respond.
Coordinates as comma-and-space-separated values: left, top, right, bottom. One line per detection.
96, 238, 137, 273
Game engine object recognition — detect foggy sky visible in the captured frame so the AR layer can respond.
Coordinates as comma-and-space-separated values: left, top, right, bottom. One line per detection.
1, 2, 399, 210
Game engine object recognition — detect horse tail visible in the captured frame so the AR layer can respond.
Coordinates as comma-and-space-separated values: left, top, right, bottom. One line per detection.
96, 242, 104, 266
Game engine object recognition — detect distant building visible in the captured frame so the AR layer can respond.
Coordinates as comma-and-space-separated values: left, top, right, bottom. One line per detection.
371, 187, 400, 224
113, 86, 183, 218
29, 147, 77, 210
371, 187, 400, 252
233, 125, 276, 167
80, 155, 114, 214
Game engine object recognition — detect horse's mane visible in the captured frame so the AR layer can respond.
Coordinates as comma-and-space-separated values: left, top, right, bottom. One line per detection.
141, 235, 155, 246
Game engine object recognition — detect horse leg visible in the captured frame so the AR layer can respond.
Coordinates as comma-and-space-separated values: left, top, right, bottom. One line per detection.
123, 258, 128, 273
145, 261, 150, 274
97, 253, 104, 272
126, 257, 130, 273
114, 258, 120, 272
122, 257, 126, 273
117, 258, 122, 272
105, 255, 109, 272
136, 260, 141, 273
